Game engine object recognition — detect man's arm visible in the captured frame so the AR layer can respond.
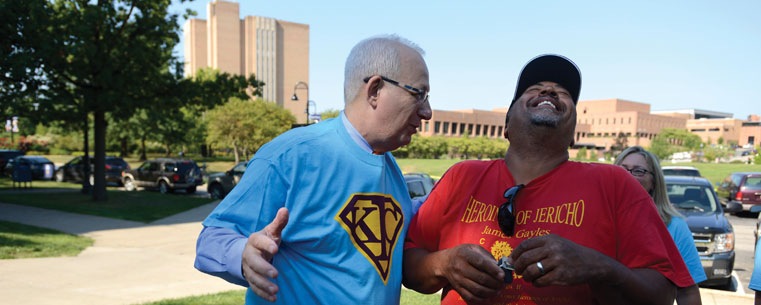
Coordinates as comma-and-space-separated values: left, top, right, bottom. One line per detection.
676, 285, 702, 305
509, 234, 676, 305
403, 244, 506, 304
194, 226, 248, 286
195, 208, 289, 302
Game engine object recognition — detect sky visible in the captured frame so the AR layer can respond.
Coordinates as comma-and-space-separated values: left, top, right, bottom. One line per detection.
169, 0, 759, 120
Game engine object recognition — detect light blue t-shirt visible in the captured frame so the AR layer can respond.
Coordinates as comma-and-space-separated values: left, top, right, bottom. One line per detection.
667, 216, 707, 284
750, 238, 761, 291
203, 115, 412, 305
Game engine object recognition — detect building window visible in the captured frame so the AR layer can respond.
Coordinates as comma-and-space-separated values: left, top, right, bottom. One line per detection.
434, 121, 441, 134
443, 122, 450, 134
498, 126, 503, 136
628, 117, 631, 124
691, 129, 706, 132
709, 128, 719, 131
491, 125, 496, 137
468, 124, 474, 135
424, 121, 429, 132
460, 123, 465, 135
452, 123, 458, 134
475, 125, 481, 136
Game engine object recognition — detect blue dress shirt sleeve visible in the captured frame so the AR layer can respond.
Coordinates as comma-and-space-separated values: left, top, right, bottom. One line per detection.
194, 226, 249, 287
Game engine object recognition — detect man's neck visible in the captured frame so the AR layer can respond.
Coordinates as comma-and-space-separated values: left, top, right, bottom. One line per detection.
504, 131, 570, 185
345, 106, 385, 153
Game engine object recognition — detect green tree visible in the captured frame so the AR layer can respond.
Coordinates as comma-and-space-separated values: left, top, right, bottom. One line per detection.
320, 109, 340, 120
609, 132, 628, 157
649, 128, 703, 160
2, 1, 261, 200
206, 98, 295, 164
576, 147, 588, 161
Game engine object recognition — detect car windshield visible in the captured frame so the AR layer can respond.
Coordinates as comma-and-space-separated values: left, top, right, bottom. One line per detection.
662, 169, 700, 177
744, 177, 761, 191
407, 181, 426, 198
666, 183, 718, 213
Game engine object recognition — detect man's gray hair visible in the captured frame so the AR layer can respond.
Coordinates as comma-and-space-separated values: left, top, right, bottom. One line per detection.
344, 34, 425, 104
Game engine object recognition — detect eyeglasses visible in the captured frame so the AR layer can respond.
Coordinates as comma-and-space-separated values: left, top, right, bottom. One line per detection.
363, 76, 429, 104
623, 167, 651, 177
498, 184, 525, 236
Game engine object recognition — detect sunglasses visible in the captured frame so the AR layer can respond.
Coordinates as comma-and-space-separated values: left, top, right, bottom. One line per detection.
498, 184, 525, 236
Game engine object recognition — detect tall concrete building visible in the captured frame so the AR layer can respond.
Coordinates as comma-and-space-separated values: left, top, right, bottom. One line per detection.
183, 1, 310, 123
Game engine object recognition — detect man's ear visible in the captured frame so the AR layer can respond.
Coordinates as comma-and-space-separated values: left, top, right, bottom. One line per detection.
365, 76, 382, 108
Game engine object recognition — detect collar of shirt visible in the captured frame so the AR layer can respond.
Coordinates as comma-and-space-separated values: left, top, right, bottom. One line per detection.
341, 111, 374, 154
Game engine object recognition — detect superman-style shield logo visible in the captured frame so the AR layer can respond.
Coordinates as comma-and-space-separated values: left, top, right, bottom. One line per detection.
335, 193, 404, 284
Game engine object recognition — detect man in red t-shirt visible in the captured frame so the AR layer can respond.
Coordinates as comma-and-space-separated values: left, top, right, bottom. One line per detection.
402, 55, 694, 305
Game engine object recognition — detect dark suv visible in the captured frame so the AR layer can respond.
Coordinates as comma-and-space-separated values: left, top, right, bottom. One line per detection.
121, 158, 203, 194
206, 162, 247, 199
0, 150, 24, 176
666, 176, 742, 287
716, 172, 761, 210
55, 156, 129, 186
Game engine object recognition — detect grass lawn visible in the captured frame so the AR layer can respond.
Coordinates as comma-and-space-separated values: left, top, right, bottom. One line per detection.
397, 158, 464, 179
665, 162, 761, 185
0, 220, 93, 259
134, 288, 440, 305
396, 158, 761, 186
0, 177, 86, 190
0, 189, 215, 223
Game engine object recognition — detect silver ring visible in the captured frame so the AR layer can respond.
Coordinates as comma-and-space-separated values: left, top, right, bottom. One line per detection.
536, 261, 545, 275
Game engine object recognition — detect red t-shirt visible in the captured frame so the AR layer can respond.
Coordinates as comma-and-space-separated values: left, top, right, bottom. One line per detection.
405, 160, 693, 305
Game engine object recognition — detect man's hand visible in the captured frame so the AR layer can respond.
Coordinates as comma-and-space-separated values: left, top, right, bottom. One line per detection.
440, 244, 507, 303
241, 208, 289, 302
508, 234, 607, 287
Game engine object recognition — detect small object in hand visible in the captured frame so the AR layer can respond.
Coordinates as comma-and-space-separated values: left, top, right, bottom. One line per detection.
497, 256, 514, 283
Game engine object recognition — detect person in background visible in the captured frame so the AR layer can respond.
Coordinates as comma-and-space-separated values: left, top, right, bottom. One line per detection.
750, 236, 761, 304
194, 34, 432, 304
615, 146, 705, 305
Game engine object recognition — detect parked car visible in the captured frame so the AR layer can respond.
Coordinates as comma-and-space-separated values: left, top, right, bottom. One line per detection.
206, 162, 247, 199
715, 172, 761, 208
404, 172, 435, 200
0, 149, 24, 176
121, 158, 203, 194
661, 166, 701, 177
55, 156, 129, 186
665, 176, 742, 287
4, 156, 55, 180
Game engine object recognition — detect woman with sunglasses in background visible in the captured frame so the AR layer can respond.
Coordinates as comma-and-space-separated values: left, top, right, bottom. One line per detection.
615, 146, 705, 305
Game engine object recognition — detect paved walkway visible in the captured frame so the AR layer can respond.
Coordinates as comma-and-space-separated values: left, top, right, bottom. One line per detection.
0, 202, 241, 305
0, 201, 755, 304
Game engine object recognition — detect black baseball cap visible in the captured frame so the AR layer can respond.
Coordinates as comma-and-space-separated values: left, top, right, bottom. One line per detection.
510, 54, 582, 108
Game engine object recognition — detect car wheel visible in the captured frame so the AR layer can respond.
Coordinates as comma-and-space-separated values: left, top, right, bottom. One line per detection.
159, 181, 172, 194
55, 170, 65, 182
209, 184, 224, 199
186, 186, 197, 194
124, 177, 136, 191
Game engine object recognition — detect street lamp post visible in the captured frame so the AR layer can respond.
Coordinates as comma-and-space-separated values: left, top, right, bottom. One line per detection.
291, 81, 309, 124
